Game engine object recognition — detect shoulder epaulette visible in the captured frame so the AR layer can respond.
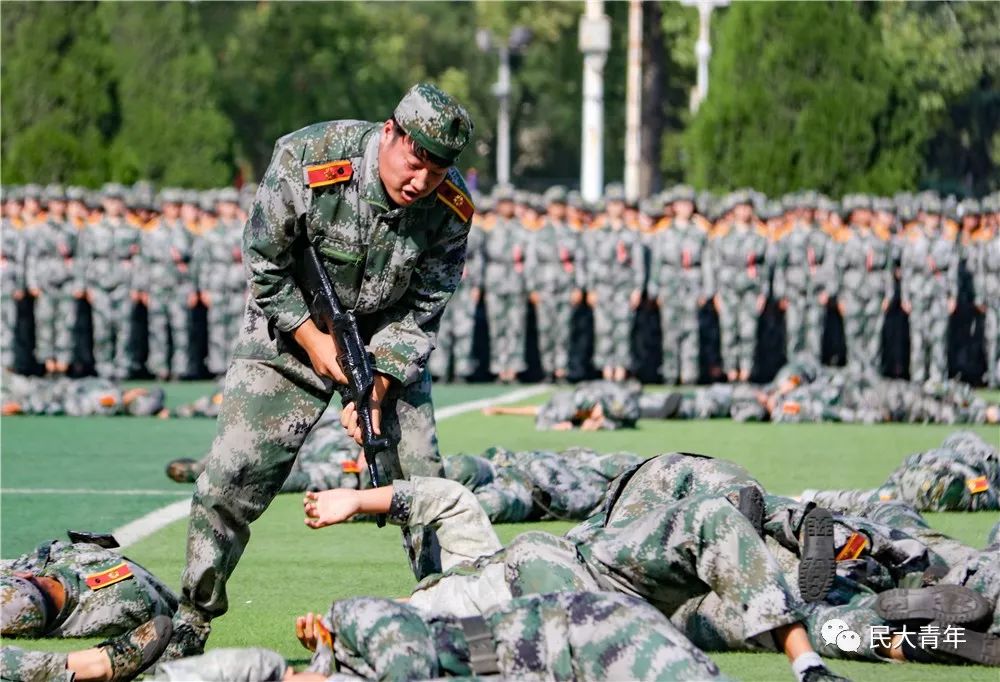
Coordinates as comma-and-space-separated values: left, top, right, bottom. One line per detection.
694, 215, 712, 232
305, 160, 353, 189
711, 223, 730, 239
436, 178, 474, 223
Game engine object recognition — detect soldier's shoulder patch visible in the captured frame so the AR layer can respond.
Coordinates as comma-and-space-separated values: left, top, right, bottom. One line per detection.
967, 476, 989, 494
305, 160, 353, 189
436, 178, 474, 223
711, 223, 729, 239
835, 532, 868, 561
694, 215, 712, 231
85, 561, 133, 590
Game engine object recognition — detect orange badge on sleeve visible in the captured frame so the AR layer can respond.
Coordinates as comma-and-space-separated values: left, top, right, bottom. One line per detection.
306, 161, 353, 189
341, 460, 361, 474
835, 532, 868, 561
85, 562, 134, 590
967, 476, 989, 495
436, 179, 474, 223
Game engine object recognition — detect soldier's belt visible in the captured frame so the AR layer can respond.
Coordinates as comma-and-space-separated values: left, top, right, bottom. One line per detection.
458, 615, 500, 675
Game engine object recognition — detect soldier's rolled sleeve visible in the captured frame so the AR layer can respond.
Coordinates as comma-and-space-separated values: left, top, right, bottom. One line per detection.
369, 215, 468, 385
242, 143, 311, 333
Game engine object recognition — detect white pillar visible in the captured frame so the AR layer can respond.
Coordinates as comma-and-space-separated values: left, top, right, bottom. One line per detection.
579, 0, 610, 203
624, 0, 643, 203
495, 46, 512, 188
682, 0, 728, 113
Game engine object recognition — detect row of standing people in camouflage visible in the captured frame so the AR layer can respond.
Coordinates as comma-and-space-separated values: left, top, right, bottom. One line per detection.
433, 184, 1000, 387
0, 183, 250, 380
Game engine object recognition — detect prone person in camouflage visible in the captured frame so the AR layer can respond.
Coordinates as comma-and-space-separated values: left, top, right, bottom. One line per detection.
801, 430, 999, 512
165, 83, 475, 658
481, 379, 641, 430
1, 538, 177, 640
1, 373, 165, 417
304, 475, 848, 682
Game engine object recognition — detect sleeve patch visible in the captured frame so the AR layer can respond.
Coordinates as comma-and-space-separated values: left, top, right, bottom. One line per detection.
305, 160, 353, 189
85, 562, 134, 590
436, 179, 474, 223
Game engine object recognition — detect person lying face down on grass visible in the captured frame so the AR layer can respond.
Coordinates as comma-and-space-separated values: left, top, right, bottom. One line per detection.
481, 379, 641, 430
302, 475, 850, 682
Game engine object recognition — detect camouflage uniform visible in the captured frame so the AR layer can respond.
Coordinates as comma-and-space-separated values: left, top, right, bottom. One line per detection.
176, 85, 473, 642
1, 540, 177, 639
975, 221, 1000, 387
705, 208, 770, 377
525, 208, 585, 379
648, 211, 711, 384
640, 384, 767, 422
587, 215, 645, 372
482, 211, 527, 377
802, 431, 999, 512
140, 194, 196, 378
25, 192, 77, 368
0, 375, 164, 416
535, 380, 641, 430
900, 218, 958, 383
167, 381, 225, 418
302, 592, 725, 681
428, 217, 481, 380
195, 200, 246, 376
1, 204, 27, 365
773, 215, 829, 362
828, 219, 893, 373
77, 187, 141, 379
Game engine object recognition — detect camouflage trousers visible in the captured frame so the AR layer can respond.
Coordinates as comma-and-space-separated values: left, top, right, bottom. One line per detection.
0, 647, 72, 682
180, 301, 442, 624
717, 288, 760, 374
308, 593, 726, 681
908, 298, 949, 384
984, 300, 999, 388
534, 289, 574, 376
428, 283, 476, 380
1, 289, 16, 367
484, 289, 526, 376
151, 647, 287, 681
205, 289, 244, 377
784, 289, 824, 363
660, 302, 700, 384
146, 288, 191, 377
592, 285, 633, 369
89, 286, 133, 379
33, 286, 76, 365
841, 292, 885, 373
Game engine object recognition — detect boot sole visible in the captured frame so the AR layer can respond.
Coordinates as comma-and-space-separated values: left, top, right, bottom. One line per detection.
875, 585, 991, 625
931, 623, 1000, 666
799, 507, 835, 603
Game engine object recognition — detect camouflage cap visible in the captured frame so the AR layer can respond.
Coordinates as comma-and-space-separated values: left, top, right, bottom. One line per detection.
0, 575, 50, 636
216, 187, 240, 204
181, 189, 200, 206
604, 183, 625, 203
639, 197, 663, 218
921, 194, 942, 214
101, 182, 126, 199
543, 185, 568, 205
872, 197, 895, 214
43, 184, 66, 202
670, 184, 696, 204
199, 191, 218, 213
958, 198, 981, 216
66, 186, 87, 202
393, 83, 474, 165
126, 387, 166, 416
158, 188, 183, 206
22, 184, 43, 200
566, 190, 584, 210
493, 185, 515, 202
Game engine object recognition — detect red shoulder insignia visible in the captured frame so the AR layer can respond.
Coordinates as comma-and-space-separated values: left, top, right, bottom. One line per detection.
836, 532, 868, 561
436, 178, 474, 223
85, 562, 134, 590
306, 160, 353, 189
967, 476, 989, 494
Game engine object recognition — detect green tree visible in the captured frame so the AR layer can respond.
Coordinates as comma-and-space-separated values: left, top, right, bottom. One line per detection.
97, 1, 233, 187
1, 1, 113, 185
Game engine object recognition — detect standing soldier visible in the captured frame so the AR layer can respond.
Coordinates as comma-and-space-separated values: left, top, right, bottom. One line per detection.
975, 195, 1000, 387
482, 187, 527, 383
1, 188, 27, 371
139, 189, 196, 379
525, 186, 583, 382
77, 184, 141, 379
588, 183, 645, 382
773, 193, 829, 363
26, 185, 77, 375
706, 191, 769, 382
900, 196, 958, 383
648, 187, 711, 385
828, 195, 892, 374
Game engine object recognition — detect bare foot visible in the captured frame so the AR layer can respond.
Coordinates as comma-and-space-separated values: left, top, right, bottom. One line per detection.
303, 489, 360, 528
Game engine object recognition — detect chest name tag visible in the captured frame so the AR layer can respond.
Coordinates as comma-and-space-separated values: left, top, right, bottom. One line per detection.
306, 161, 353, 189
85, 562, 134, 590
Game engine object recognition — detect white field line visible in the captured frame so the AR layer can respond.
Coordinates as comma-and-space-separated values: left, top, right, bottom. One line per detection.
6, 385, 550, 548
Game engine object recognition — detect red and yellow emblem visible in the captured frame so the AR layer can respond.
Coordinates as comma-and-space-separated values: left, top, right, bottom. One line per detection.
341, 460, 361, 474
306, 160, 353, 189
835, 532, 868, 561
85, 562, 134, 590
967, 476, 989, 495
436, 178, 474, 223
781, 401, 801, 415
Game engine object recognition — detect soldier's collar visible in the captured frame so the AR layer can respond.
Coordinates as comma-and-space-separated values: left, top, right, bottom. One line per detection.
361, 131, 436, 215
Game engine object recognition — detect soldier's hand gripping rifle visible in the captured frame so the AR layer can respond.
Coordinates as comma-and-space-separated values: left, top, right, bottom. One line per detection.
290, 208, 391, 527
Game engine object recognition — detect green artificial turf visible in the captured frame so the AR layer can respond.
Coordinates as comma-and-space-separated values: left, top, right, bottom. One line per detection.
2, 382, 999, 681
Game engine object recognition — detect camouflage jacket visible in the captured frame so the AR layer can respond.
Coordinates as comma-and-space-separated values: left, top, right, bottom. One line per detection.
647, 218, 711, 303
524, 220, 586, 292
244, 120, 473, 385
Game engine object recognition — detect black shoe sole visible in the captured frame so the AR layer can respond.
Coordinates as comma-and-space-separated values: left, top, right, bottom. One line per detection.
738, 485, 765, 538
663, 392, 683, 418
799, 507, 835, 603
931, 622, 1000, 666
875, 585, 992, 626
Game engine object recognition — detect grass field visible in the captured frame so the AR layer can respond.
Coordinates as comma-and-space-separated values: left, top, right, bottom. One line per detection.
2, 381, 999, 681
